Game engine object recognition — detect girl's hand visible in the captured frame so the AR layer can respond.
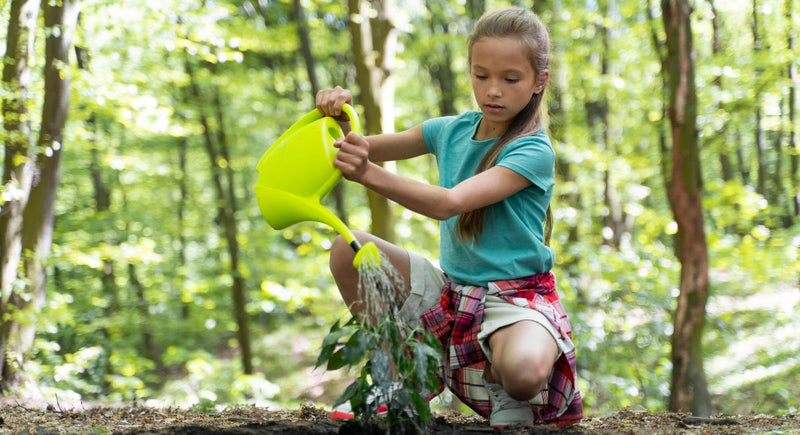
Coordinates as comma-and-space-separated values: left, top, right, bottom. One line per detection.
316, 86, 353, 120
333, 131, 372, 184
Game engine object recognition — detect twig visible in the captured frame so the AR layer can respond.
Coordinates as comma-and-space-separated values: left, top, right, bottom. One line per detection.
13, 399, 34, 412
54, 394, 64, 413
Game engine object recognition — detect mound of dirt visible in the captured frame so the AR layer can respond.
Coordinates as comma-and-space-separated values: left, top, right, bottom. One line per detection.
0, 402, 798, 434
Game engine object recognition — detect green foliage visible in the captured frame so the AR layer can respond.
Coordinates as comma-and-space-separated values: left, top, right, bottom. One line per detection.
1, 0, 797, 420
317, 316, 443, 434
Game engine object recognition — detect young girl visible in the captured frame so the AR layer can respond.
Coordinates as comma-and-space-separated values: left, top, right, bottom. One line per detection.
317, 7, 583, 428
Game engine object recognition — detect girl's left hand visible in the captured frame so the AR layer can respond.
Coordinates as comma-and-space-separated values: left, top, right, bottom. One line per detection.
333, 131, 372, 183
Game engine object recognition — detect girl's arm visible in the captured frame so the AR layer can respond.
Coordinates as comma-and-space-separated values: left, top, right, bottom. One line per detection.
317, 86, 428, 162
334, 132, 531, 220
364, 124, 428, 162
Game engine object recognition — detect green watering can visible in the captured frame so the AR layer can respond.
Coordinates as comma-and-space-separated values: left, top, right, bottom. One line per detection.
255, 104, 380, 268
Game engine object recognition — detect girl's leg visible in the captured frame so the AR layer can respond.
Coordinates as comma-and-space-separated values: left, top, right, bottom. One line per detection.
329, 230, 412, 319
484, 320, 560, 401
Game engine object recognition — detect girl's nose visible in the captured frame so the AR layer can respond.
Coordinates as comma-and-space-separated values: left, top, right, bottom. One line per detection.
488, 83, 502, 97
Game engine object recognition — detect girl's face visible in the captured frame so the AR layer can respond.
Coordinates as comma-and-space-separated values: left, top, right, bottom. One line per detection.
470, 37, 544, 136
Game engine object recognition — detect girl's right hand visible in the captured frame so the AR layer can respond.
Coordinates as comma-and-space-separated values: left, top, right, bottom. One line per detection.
315, 86, 354, 121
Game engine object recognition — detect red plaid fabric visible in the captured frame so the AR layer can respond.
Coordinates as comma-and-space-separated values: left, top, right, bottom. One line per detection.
420, 272, 583, 427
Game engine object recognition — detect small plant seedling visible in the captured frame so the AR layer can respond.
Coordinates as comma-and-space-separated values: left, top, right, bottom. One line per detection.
317, 315, 443, 434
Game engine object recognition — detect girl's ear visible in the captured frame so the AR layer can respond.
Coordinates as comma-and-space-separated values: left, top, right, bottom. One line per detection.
536, 69, 550, 94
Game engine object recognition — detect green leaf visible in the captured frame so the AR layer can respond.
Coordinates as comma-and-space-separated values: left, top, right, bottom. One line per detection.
340, 328, 373, 365
369, 349, 392, 387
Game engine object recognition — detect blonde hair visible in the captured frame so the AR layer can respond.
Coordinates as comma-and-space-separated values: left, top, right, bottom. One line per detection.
458, 7, 552, 243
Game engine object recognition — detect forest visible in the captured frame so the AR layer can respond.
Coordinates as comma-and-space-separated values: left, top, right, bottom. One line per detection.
1, 0, 799, 430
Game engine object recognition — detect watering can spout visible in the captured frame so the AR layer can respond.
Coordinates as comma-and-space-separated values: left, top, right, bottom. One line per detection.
255, 104, 362, 247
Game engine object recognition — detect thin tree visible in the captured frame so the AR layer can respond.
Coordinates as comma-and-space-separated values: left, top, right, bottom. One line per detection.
184, 58, 253, 374
348, 0, 397, 242
753, 0, 768, 197
660, 0, 714, 416
787, 0, 799, 221
290, 0, 348, 223
707, 0, 735, 182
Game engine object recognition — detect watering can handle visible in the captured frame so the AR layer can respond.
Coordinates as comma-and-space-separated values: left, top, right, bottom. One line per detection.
338, 103, 361, 136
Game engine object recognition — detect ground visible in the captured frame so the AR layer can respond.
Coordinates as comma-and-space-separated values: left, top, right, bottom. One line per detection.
0, 402, 798, 434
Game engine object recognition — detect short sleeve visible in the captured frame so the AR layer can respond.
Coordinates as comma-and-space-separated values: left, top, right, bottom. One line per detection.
422, 116, 456, 156
496, 133, 555, 192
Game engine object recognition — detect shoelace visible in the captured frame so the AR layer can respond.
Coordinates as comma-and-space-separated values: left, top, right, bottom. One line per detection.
485, 379, 529, 410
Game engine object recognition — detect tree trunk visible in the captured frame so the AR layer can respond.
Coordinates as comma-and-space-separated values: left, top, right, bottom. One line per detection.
128, 263, 162, 373
177, 138, 191, 319
75, 31, 123, 389
291, 0, 347, 223
660, 0, 714, 416
292, 0, 319, 101
212, 88, 252, 375
185, 59, 253, 374
707, 0, 734, 183
787, 0, 799, 221
423, 0, 458, 117
15, 0, 79, 390
0, 0, 41, 390
588, 0, 626, 248
91, 132, 119, 389
753, 0, 768, 197
348, 0, 396, 242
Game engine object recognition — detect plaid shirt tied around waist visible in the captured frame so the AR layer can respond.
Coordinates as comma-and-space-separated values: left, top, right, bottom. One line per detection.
420, 272, 583, 427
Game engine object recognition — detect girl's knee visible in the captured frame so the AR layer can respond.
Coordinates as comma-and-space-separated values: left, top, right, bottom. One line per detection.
501, 363, 551, 401
494, 349, 554, 400
329, 235, 355, 271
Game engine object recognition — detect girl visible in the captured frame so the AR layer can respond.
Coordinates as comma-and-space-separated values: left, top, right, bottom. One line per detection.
317, 7, 583, 428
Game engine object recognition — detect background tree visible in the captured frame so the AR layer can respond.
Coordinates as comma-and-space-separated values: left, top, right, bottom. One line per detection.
348, 0, 397, 242
20, 0, 80, 386
0, 0, 41, 390
660, 0, 713, 416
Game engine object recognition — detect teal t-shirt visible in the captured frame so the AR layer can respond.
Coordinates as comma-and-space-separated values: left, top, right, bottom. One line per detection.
422, 111, 555, 287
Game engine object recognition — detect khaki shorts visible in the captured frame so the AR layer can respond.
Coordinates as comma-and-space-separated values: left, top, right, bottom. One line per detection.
398, 251, 568, 363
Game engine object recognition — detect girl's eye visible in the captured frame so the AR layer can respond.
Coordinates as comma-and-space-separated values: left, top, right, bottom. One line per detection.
505, 78, 520, 83
474, 74, 487, 80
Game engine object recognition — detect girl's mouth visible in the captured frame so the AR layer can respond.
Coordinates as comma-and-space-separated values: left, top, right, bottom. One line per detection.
484, 104, 504, 114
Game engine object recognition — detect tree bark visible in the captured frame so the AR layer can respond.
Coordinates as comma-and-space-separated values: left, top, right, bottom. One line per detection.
290, 0, 348, 223
752, 0, 768, 197
128, 263, 162, 374
13, 0, 80, 390
787, 0, 799, 221
423, 0, 458, 117
0, 0, 41, 390
177, 138, 191, 319
593, 0, 627, 248
660, 0, 714, 416
185, 59, 253, 374
292, 0, 320, 100
707, 0, 735, 182
348, 0, 396, 242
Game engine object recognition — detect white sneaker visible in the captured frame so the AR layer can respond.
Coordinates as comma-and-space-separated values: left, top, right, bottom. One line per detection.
482, 374, 534, 427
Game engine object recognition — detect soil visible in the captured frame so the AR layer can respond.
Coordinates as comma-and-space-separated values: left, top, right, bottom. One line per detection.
0, 402, 798, 434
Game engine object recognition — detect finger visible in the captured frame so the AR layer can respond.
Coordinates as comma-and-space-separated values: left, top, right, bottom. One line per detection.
345, 131, 364, 144
338, 141, 368, 160
333, 159, 356, 177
